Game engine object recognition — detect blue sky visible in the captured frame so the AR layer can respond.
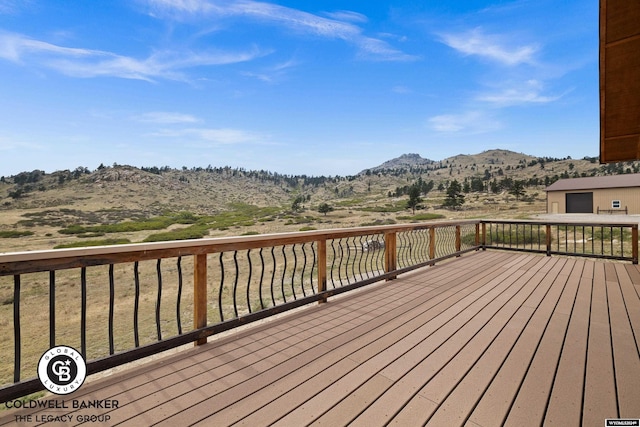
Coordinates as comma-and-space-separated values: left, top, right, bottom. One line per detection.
0, 0, 598, 177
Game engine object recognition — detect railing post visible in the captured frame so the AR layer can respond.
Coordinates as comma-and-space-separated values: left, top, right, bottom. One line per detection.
455, 225, 461, 256
429, 227, 436, 260
317, 239, 327, 302
385, 232, 397, 280
546, 224, 552, 257
633, 224, 638, 264
194, 254, 207, 346
481, 222, 486, 250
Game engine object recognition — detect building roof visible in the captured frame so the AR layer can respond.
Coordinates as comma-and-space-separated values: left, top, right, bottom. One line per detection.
545, 173, 640, 192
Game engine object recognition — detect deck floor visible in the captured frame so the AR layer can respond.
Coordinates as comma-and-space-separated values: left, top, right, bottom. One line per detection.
2, 251, 640, 426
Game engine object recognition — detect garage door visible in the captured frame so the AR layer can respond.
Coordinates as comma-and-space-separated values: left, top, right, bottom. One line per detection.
566, 192, 593, 213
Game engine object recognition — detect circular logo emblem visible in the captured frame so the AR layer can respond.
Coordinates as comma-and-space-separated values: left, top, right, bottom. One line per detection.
37, 346, 86, 395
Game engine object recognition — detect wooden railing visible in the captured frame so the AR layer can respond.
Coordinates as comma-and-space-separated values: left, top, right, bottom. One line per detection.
1, 218, 637, 402
482, 220, 638, 262
0, 220, 479, 402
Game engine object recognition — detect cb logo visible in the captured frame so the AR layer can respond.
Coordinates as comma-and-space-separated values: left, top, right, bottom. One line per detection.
37, 346, 86, 395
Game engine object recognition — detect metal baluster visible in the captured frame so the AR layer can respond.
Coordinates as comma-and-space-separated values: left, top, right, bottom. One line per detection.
291, 244, 298, 299
258, 248, 266, 309
13, 275, 21, 382
330, 239, 337, 288
300, 243, 308, 297
232, 251, 239, 317
81, 267, 87, 357
176, 257, 183, 335
49, 271, 55, 348
218, 252, 225, 321
134, 261, 140, 348
246, 249, 253, 313
109, 264, 115, 354
156, 260, 162, 341
280, 246, 287, 302
310, 242, 316, 294
269, 247, 276, 306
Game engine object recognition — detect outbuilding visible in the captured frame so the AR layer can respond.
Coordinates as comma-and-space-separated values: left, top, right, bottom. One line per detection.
545, 174, 640, 214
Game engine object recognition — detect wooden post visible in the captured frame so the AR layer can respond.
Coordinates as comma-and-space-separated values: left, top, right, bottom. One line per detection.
481, 222, 487, 250
317, 239, 327, 302
455, 225, 461, 256
475, 223, 480, 248
633, 224, 638, 264
385, 232, 397, 280
546, 224, 552, 257
194, 254, 207, 346
429, 227, 436, 260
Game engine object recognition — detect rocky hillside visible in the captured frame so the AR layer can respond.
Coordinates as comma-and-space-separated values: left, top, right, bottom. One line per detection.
2, 149, 639, 217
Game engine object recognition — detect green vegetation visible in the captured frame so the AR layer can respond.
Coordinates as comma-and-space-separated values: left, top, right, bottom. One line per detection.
55, 205, 284, 243
358, 202, 406, 213
397, 213, 445, 221
360, 219, 397, 226
317, 203, 333, 216
0, 230, 34, 238
443, 179, 465, 209
406, 186, 422, 214
54, 238, 131, 249
143, 225, 210, 242
299, 226, 317, 231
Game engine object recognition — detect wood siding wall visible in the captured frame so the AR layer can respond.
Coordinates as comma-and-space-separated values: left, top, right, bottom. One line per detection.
600, 0, 640, 162
547, 187, 640, 214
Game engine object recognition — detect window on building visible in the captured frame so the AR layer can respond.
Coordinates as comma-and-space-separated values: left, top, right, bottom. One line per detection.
612, 200, 621, 209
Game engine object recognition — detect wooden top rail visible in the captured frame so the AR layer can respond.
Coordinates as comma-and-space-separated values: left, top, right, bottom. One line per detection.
0, 220, 480, 276
486, 219, 639, 227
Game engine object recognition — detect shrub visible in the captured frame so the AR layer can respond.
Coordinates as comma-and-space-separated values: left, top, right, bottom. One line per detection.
54, 239, 131, 249
0, 230, 34, 238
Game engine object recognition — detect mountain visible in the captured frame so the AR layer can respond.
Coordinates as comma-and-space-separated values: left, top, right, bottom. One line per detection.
362, 153, 435, 173
363, 149, 536, 174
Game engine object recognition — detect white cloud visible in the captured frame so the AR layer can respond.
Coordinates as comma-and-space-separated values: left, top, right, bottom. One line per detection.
477, 79, 565, 106
151, 127, 264, 145
142, 0, 417, 61
241, 58, 299, 83
135, 112, 201, 124
323, 10, 368, 24
439, 27, 538, 66
0, 32, 265, 81
428, 111, 502, 134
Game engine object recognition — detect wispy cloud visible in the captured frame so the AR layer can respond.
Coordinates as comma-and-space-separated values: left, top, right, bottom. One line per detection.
323, 10, 368, 24
0, 0, 33, 14
0, 31, 265, 81
439, 27, 537, 66
477, 79, 565, 106
241, 58, 299, 83
135, 112, 201, 124
428, 111, 502, 134
151, 127, 264, 145
143, 0, 417, 61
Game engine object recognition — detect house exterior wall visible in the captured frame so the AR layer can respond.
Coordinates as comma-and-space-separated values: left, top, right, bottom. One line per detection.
547, 187, 640, 214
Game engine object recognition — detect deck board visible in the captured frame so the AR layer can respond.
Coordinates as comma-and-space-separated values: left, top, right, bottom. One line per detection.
2, 251, 639, 427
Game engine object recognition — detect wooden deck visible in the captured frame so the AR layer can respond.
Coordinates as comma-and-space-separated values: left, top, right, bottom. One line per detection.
2, 251, 640, 426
